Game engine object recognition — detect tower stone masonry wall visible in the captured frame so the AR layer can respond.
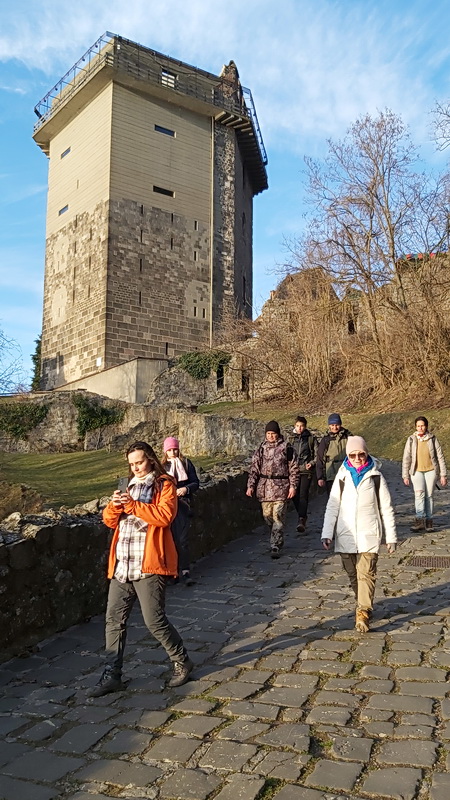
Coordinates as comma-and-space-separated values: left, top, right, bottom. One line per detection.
41, 202, 109, 389
105, 199, 211, 365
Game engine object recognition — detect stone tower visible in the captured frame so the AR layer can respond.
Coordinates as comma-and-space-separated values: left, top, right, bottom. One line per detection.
33, 32, 268, 402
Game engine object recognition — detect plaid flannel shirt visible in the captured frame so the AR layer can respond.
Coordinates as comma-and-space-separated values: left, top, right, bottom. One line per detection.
114, 473, 155, 583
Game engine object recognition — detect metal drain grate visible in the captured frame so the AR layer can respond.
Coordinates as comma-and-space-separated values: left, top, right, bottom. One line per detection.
407, 556, 450, 568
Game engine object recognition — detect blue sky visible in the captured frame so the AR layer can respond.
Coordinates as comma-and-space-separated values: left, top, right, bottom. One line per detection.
1, 0, 450, 384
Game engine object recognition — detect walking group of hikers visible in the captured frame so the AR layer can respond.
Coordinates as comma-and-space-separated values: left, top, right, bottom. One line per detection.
90, 414, 447, 697
247, 413, 447, 635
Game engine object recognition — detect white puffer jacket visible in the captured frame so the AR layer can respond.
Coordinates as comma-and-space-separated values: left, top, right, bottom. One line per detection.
321, 458, 397, 553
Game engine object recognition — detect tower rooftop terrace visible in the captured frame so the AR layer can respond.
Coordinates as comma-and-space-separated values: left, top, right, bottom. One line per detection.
33, 32, 268, 193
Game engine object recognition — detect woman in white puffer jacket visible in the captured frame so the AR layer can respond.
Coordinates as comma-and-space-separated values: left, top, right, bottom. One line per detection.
321, 436, 397, 633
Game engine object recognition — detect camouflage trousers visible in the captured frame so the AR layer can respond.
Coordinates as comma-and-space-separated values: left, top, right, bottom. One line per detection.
261, 501, 287, 549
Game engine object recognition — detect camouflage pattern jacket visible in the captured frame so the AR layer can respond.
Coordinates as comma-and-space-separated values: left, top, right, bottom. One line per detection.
247, 437, 301, 502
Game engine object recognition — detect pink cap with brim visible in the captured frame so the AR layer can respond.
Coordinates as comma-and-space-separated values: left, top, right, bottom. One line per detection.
163, 437, 179, 451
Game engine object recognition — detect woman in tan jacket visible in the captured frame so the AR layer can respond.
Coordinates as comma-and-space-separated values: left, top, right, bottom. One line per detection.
402, 417, 447, 531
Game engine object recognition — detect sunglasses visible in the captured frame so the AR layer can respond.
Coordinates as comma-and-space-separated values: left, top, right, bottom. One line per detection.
348, 452, 367, 460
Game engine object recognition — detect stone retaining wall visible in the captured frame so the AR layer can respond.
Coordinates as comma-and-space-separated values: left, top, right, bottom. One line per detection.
0, 391, 265, 456
0, 471, 261, 660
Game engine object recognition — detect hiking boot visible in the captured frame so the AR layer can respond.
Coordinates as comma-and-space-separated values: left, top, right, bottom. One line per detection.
425, 519, 434, 531
270, 546, 281, 559
181, 572, 195, 586
410, 518, 425, 532
167, 656, 194, 688
296, 517, 306, 533
355, 609, 370, 633
88, 668, 124, 697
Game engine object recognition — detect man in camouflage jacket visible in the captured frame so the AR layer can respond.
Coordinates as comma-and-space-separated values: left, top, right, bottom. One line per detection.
246, 420, 300, 559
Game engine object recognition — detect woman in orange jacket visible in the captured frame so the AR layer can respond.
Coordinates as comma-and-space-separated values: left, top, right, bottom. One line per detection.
89, 441, 193, 697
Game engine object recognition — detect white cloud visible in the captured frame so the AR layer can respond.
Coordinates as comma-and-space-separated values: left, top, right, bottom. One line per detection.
0, 84, 27, 95
2, 0, 450, 156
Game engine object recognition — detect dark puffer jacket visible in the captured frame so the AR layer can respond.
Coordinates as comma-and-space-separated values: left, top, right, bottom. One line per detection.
291, 429, 317, 473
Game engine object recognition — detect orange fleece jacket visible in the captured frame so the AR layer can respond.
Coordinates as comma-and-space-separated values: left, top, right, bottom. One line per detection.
103, 476, 178, 578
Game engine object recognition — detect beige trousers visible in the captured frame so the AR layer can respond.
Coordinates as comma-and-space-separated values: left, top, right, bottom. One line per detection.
340, 553, 379, 611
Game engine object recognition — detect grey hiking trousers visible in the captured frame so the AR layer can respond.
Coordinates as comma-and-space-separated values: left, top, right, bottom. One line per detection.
105, 575, 185, 675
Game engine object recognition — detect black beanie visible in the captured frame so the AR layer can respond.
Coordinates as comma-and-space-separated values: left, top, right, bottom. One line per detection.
265, 420, 281, 435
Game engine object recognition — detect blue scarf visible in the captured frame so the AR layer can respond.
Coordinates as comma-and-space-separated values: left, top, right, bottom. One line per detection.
344, 455, 373, 487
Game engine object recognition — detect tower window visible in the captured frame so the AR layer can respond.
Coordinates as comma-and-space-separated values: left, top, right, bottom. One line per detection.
194, 220, 198, 231
170, 237, 174, 250
165, 342, 169, 356
58, 205, 69, 216
202, 308, 206, 319
140, 229, 143, 242
161, 69, 177, 88
153, 185, 174, 198
60, 147, 71, 159
140, 204, 144, 214
139, 291, 142, 305
139, 257, 143, 273
193, 306, 197, 317
194, 250, 198, 262
155, 124, 175, 137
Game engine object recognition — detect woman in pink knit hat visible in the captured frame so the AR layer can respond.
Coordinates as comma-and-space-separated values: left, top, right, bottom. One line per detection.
321, 435, 397, 633
162, 437, 199, 586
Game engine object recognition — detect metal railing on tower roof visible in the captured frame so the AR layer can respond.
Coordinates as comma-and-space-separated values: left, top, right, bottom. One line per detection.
33, 32, 268, 168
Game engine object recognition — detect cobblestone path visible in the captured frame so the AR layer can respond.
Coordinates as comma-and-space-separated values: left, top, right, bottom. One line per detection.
1, 461, 450, 800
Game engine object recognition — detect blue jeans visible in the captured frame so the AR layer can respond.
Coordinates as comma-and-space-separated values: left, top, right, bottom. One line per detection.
411, 469, 436, 519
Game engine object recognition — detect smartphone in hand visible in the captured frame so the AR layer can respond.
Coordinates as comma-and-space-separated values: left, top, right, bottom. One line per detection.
117, 477, 129, 493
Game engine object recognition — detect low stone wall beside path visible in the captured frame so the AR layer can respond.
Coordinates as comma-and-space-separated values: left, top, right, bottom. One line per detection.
0, 469, 262, 661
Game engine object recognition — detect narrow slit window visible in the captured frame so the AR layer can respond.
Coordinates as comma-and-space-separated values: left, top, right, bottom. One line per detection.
202, 308, 206, 319
140, 204, 144, 215
193, 306, 197, 317
60, 147, 71, 159
170, 237, 174, 250
138, 291, 142, 306
139, 258, 143, 273
58, 204, 69, 216
194, 220, 198, 231
73, 241, 77, 254
140, 229, 143, 242
88, 256, 92, 269
165, 342, 169, 356
153, 185, 174, 198
155, 124, 175, 137
194, 250, 198, 262
171, 213, 174, 224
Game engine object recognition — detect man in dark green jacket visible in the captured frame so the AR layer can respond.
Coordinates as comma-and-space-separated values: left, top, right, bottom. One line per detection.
316, 413, 351, 495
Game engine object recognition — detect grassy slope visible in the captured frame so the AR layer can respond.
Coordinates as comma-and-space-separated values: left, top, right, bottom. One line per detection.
0, 451, 218, 510
198, 402, 450, 462
1, 404, 449, 509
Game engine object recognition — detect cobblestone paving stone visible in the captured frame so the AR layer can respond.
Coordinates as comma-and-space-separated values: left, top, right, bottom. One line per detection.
1, 461, 450, 799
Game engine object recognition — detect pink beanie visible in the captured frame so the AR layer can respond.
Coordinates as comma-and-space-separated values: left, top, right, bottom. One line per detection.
346, 436, 368, 455
163, 436, 179, 452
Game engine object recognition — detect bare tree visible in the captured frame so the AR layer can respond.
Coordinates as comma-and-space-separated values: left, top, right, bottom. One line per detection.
0, 326, 25, 394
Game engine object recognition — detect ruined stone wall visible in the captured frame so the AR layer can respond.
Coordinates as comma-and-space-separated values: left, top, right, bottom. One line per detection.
41, 203, 109, 389
0, 472, 261, 660
0, 392, 264, 455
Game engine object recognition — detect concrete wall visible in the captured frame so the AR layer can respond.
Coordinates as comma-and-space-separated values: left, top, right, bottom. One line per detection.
0, 473, 261, 660
55, 358, 168, 404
